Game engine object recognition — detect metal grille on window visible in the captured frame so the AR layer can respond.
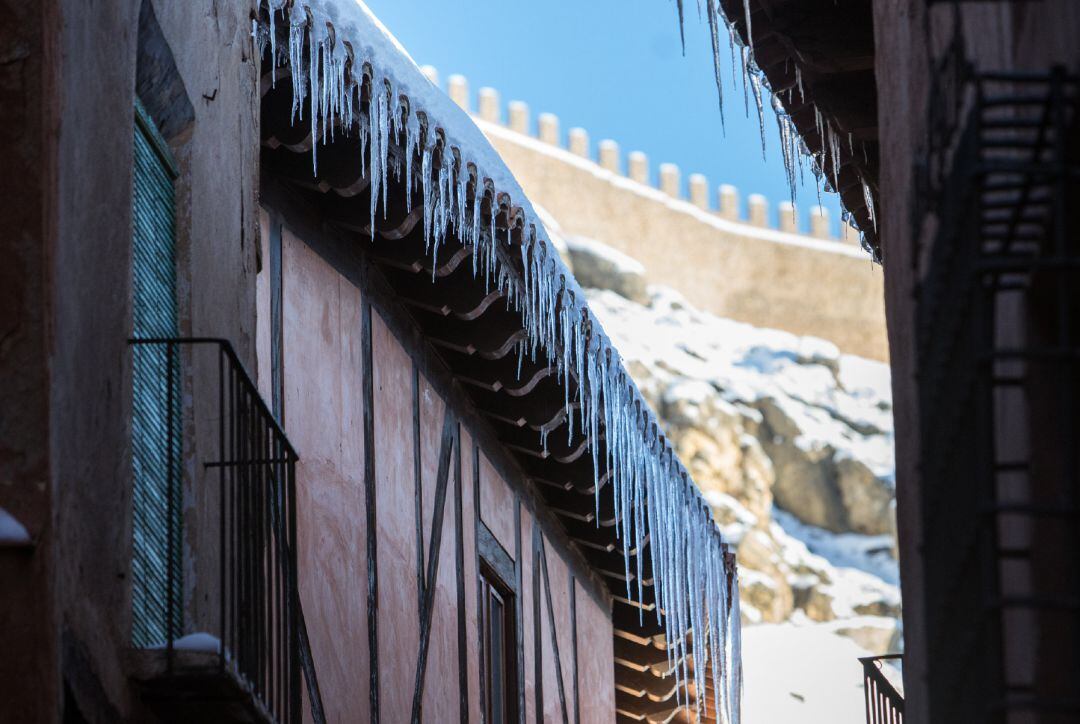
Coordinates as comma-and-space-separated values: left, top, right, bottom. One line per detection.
131, 99, 183, 648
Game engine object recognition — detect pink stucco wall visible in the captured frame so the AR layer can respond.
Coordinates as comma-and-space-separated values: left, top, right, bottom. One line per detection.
264, 221, 615, 721
281, 229, 370, 722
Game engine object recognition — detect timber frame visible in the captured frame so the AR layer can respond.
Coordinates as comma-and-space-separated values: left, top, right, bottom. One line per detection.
260, 54, 719, 723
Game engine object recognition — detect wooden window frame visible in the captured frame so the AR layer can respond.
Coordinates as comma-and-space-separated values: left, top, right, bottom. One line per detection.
479, 528, 519, 724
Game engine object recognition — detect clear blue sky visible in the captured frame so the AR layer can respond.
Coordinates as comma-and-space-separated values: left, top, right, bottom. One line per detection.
363, 0, 844, 234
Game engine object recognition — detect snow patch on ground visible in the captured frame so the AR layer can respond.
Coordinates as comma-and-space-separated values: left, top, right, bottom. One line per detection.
152, 632, 223, 654
742, 623, 873, 723
0, 506, 31, 545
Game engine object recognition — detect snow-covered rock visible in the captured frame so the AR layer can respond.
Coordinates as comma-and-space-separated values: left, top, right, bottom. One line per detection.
565, 236, 649, 304
825, 615, 902, 657
582, 283, 896, 538
532, 202, 572, 268
562, 236, 901, 654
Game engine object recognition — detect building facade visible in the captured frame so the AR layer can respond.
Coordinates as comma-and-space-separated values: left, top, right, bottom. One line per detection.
0, 1, 741, 723
709, 0, 1080, 722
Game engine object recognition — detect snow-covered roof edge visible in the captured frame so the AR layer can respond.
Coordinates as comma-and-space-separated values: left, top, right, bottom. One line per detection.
255, 2, 741, 718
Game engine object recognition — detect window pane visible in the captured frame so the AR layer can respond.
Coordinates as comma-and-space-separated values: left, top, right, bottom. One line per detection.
490, 592, 504, 723
131, 101, 182, 648
481, 566, 516, 724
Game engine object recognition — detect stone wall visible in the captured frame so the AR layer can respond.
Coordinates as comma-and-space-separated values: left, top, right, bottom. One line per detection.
419, 68, 889, 361
0, 0, 262, 719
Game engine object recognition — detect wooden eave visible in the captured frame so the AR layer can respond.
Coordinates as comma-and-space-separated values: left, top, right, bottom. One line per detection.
719, 0, 881, 256
259, 52, 720, 723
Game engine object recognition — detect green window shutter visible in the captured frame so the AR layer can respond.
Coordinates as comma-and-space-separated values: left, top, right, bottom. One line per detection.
131, 100, 183, 648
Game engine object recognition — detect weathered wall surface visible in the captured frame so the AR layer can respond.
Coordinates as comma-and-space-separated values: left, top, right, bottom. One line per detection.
0, 0, 59, 720
268, 218, 615, 723
871, 2, 1080, 721
0, 0, 262, 719
421, 73, 888, 360
281, 230, 369, 721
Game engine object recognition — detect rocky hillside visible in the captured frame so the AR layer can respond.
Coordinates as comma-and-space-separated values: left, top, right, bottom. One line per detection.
557, 228, 903, 689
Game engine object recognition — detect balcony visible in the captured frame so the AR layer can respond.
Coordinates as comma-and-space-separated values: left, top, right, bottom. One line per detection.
861, 655, 904, 724
125, 337, 324, 724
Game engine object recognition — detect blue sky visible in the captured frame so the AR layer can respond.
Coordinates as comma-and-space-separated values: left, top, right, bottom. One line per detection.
363, 0, 844, 235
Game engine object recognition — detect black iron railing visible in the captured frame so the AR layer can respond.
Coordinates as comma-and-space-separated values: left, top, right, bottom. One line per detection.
129, 337, 324, 724
916, 65, 1080, 721
861, 655, 904, 724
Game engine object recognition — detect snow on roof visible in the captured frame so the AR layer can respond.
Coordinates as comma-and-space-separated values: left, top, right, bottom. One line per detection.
257, 1, 741, 717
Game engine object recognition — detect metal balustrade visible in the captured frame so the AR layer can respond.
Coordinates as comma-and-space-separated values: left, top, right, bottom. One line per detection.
861, 655, 904, 724
129, 337, 324, 724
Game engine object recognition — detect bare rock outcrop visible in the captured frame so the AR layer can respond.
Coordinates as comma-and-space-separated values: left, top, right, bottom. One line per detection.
757, 397, 895, 536
565, 236, 649, 304
563, 237, 901, 652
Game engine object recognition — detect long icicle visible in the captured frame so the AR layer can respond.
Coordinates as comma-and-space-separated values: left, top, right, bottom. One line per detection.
269, 6, 739, 719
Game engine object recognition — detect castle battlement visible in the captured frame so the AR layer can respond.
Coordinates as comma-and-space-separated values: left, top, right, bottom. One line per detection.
420, 66, 886, 361
422, 66, 859, 244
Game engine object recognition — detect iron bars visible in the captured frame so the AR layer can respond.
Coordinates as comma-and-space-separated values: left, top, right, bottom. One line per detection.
128, 337, 324, 724
861, 655, 904, 724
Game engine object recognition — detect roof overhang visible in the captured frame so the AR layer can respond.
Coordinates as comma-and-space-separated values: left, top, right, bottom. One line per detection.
718, 0, 881, 257
255, 1, 742, 720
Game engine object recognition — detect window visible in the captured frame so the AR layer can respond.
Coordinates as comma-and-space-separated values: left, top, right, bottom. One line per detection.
481, 565, 518, 724
130, 99, 182, 647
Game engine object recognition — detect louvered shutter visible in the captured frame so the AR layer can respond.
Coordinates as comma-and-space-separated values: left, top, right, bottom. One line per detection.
131, 100, 183, 647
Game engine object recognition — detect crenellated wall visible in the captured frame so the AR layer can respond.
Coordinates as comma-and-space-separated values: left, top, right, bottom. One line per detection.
420, 67, 888, 361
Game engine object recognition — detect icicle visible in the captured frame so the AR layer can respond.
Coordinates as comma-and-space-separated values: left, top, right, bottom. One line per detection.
420, 143, 433, 247
814, 106, 823, 151
263, 6, 745, 715
288, 15, 306, 123
269, 8, 276, 87
704, 0, 725, 125
742, 0, 753, 50
379, 84, 390, 218
675, 0, 686, 54
729, 575, 744, 724
367, 84, 390, 240
308, 32, 319, 174
746, 55, 766, 158
252, 19, 262, 67
862, 177, 877, 232
828, 123, 842, 190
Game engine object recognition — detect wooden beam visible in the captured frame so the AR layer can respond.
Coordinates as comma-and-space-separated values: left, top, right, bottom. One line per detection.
478, 521, 515, 587
410, 408, 458, 722
539, 535, 571, 724
454, 422, 469, 722
362, 298, 380, 723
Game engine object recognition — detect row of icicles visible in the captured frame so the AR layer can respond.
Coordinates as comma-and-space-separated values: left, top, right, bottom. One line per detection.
255, 2, 742, 721
687, 0, 879, 260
